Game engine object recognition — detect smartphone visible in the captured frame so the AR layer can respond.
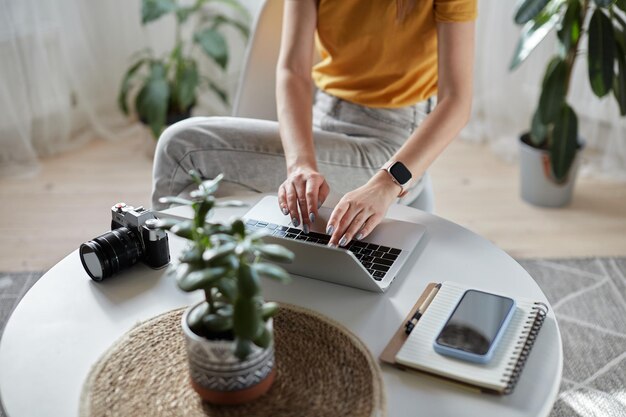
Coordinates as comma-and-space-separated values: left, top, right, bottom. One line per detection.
433, 290, 516, 364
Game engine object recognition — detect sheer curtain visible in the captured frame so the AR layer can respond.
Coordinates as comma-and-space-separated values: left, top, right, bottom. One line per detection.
0, 0, 255, 178
467, 0, 626, 180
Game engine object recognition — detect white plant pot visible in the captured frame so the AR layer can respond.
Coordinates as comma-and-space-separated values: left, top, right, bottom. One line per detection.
181, 302, 275, 404
519, 134, 583, 208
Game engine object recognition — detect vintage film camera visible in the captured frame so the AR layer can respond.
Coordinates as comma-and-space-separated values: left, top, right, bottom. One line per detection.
79, 203, 170, 281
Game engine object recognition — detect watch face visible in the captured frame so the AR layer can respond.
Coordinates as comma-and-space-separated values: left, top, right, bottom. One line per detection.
389, 162, 412, 185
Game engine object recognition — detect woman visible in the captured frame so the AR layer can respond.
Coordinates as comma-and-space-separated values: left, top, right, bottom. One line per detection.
152, 0, 476, 247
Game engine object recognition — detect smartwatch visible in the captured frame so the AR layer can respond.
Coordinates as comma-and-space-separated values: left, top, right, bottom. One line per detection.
381, 161, 412, 197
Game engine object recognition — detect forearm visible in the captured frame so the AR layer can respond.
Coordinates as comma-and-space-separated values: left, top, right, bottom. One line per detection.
276, 69, 317, 173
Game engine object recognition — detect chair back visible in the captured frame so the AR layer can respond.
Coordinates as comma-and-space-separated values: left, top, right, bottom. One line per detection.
232, 0, 284, 121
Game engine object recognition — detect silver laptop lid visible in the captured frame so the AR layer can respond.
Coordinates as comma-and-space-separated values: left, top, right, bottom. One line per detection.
243, 196, 426, 292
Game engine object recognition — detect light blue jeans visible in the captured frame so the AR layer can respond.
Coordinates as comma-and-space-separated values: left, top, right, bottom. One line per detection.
152, 90, 434, 211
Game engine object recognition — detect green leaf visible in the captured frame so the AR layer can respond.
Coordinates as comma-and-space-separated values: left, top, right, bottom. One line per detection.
514, 0, 550, 25
210, 15, 250, 39
231, 219, 245, 237
255, 244, 295, 263
142, 0, 177, 24
199, 173, 224, 195
617, 0, 626, 12
550, 104, 579, 181
170, 220, 195, 240
178, 267, 228, 291
118, 58, 148, 115
233, 297, 261, 339
154, 218, 179, 230
202, 313, 233, 332
210, 0, 251, 20
538, 57, 568, 124
216, 277, 238, 301
158, 196, 193, 206
173, 60, 199, 112
176, 5, 195, 23
237, 263, 260, 297
135, 62, 170, 138
203, 242, 236, 263
594, 0, 614, 6
613, 40, 626, 115
179, 246, 203, 263
510, 12, 560, 70
253, 263, 292, 284
530, 109, 548, 146
588, 8, 615, 97
557, 0, 582, 52
194, 28, 229, 69
234, 338, 252, 360
253, 325, 272, 349
187, 301, 209, 335
211, 253, 238, 270
208, 81, 229, 104
261, 302, 279, 320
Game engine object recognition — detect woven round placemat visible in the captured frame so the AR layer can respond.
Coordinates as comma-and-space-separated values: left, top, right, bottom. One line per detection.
80, 303, 386, 417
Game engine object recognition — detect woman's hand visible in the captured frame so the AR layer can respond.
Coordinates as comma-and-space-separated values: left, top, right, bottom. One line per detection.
278, 165, 330, 233
326, 171, 399, 247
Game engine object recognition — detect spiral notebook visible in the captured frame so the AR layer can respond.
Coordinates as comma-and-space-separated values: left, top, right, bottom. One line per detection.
380, 281, 548, 395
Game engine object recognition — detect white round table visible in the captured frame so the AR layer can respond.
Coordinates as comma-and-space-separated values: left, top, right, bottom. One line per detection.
0, 196, 562, 417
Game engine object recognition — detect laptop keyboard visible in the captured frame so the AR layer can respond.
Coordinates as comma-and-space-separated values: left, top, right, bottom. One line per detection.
245, 218, 402, 281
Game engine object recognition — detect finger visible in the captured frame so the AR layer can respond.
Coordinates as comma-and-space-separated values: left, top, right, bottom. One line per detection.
285, 183, 301, 227
318, 180, 330, 209
357, 213, 384, 240
277, 184, 289, 215
294, 182, 311, 233
339, 210, 370, 246
305, 177, 322, 224
328, 201, 359, 246
325, 199, 350, 246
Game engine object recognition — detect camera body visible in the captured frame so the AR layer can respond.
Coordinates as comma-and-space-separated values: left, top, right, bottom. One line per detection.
79, 203, 170, 281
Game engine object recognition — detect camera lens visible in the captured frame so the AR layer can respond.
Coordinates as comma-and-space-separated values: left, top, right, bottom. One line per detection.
79, 227, 144, 281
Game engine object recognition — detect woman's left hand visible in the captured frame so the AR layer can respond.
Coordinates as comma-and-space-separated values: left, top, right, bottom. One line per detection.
326, 171, 400, 247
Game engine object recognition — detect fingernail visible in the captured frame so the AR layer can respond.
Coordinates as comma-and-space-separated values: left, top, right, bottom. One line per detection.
281, 207, 288, 215
303, 224, 310, 234
309, 213, 315, 223
318, 201, 322, 209
328, 243, 337, 248
339, 236, 348, 247
326, 224, 334, 235
356, 233, 364, 241
292, 218, 300, 227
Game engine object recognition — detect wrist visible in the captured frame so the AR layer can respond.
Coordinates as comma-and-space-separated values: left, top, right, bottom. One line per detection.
369, 170, 403, 198
287, 159, 317, 175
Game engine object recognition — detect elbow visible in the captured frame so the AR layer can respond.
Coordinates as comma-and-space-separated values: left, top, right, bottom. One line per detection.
437, 92, 472, 129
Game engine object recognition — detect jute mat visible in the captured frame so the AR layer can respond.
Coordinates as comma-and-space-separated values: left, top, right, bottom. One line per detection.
79, 303, 386, 417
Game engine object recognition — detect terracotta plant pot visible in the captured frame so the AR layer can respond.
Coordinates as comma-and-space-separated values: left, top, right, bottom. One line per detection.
181, 302, 275, 405
519, 133, 584, 208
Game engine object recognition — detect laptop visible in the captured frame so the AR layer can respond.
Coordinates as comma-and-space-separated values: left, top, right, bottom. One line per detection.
243, 196, 426, 293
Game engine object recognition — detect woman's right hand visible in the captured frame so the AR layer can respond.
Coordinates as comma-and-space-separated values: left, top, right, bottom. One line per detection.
278, 165, 330, 233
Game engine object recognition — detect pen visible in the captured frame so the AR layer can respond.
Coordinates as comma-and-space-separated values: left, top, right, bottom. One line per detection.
405, 283, 441, 334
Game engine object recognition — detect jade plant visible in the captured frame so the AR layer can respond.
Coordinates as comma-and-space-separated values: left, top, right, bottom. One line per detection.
157, 171, 294, 360
510, 0, 626, 181
118, 0, 250, 139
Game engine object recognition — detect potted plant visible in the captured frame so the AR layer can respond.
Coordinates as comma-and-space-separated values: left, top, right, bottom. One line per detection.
157, 171, 294, 404
510, 0, 626, 206
118, 0, 250, 140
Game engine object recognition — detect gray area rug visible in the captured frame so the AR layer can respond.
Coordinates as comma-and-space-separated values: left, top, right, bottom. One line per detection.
0, 258, 625, 417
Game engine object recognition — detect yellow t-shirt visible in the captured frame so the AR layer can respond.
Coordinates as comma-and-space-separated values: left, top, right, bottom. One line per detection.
312, 0, 477, 108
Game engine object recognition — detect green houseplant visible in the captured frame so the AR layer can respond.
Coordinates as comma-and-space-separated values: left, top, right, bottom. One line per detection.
118, 0, 250, 139
157, 171, 294, 404
510, 0, 626, 206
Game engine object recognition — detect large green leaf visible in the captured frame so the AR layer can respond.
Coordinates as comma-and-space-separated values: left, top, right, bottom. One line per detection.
613, 39, 626, 115
514, 0, 550, 25
237, 263, 260, 297
118, 58, 148, 115
557, 0, 582, 52
210, 15, 250, 40
194, 28, 228, 69
510, 12, 560, 70
550, 104, 579, 181
253, 263, 292, 283
173, 60, 199, 112
202, 313, 232, 332
530, 108, 548, 145
588, 8, 615, 98
538, 57, 568, 124
178, 267, 228, 291
203, 242, 236, 263
216, 277, 237, 302
134, 62, 170, 138
141, 0, 177, 24
233, 297, 261, 340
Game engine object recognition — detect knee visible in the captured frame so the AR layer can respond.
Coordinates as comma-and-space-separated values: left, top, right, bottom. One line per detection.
155, 117, 209, 162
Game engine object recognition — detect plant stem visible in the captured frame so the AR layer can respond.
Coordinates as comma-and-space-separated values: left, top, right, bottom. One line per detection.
205, 288, 216, 313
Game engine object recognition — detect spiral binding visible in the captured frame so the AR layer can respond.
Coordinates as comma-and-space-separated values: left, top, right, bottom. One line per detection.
500, 302, 549, 395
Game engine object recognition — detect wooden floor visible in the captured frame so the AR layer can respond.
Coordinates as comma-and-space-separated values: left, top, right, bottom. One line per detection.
1, 136, 625, 272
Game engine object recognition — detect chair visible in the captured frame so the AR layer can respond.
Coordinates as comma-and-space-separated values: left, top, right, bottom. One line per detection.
231, 0, 435, 213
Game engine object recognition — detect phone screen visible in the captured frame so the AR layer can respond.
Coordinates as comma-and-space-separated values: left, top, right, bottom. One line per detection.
436, 290, 515, 355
